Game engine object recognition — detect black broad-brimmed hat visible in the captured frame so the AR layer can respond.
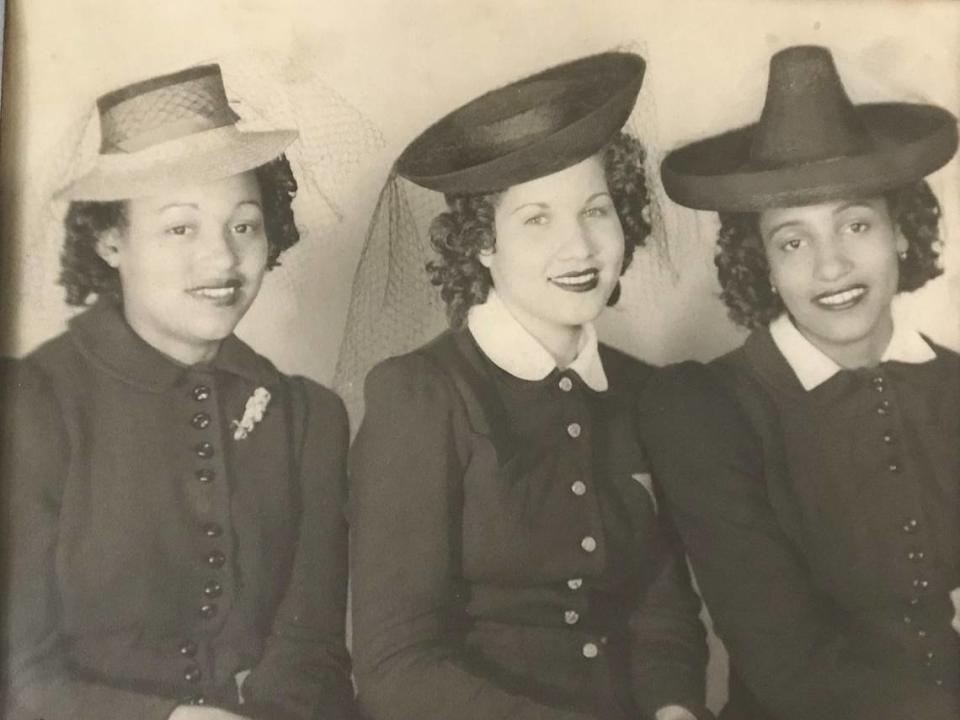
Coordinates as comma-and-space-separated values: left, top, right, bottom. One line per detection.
396, 51, 646, 194
661, 45, 958, 212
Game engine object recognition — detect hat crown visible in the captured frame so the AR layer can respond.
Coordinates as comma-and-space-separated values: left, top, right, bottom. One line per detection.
749, 45, 873, 168
97, 64, 240, 154
396, 51, 645, 193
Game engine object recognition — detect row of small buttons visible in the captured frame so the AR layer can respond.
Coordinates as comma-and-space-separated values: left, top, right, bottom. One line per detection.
560, 385, 593, 558
558, 373, 606, 663
181, 383, 226, 693
874, 373, 944, 686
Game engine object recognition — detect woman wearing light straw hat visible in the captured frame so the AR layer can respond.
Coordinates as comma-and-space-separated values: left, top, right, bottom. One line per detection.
639, 45, 960, 720
3, 65, 359, 720
349, 52, 711, 720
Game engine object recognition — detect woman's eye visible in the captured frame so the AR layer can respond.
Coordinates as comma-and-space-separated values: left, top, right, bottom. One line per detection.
781, 237, 804, 252
524, 214, 548, 226
848, 221, 870, 234
166, 225, 192, 236
233, 221, 260, 235
583, 205, 611, 218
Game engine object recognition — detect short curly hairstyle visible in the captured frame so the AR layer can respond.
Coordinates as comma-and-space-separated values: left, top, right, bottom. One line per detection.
59, 155, 300, 306
714, 181, 944, 329
427, 131, 652, 328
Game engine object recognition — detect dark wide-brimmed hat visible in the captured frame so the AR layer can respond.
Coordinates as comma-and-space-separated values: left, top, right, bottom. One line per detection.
661, 45, 958, 211
56, 64, 298, 201
396, 51, 646, 194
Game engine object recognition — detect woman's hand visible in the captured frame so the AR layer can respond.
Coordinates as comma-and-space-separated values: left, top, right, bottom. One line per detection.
950, 587, 960, 635
654, 705, 699, 720
169, 706, 251, 720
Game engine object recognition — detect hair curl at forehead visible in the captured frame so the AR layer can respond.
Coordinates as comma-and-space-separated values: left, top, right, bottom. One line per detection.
426, 131, 652, 328
714, 181, 944, 330
59, 155, 300, 306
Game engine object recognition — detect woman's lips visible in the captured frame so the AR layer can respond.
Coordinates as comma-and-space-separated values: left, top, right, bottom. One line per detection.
814, 284, 867, 310
188, 280, 242, 307
549, 269, 600, 293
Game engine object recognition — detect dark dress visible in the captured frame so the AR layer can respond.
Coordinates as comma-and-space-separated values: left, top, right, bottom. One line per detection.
2, 300, 359, 720
639, 328, 960, 720
349, 329, 710, 720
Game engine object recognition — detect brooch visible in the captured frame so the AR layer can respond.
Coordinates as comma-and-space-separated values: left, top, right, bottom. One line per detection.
232, 387, 271, 440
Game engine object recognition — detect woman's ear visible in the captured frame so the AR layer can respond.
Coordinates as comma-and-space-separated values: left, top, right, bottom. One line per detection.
477, 247, 495, 269
895, 227, 909, 258
95, 228, 123, 269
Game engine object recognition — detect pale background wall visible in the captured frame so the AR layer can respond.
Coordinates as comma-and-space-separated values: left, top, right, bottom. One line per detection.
2, 0, 959, 711
2, 0, 958, 373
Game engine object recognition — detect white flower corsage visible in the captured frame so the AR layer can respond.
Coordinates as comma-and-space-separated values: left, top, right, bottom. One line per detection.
232, 387, 271, 440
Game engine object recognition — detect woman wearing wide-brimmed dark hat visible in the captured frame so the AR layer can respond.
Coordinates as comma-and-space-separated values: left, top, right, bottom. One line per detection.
2, 65, 360, 720
639, 45, 960, 720
348, 52, 711, 720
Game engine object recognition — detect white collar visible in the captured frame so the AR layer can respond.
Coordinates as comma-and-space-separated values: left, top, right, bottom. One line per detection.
769, 313, 936, 391
466, 290, 608, 391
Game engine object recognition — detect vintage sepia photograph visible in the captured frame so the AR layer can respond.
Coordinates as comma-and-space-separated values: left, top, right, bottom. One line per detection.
1, 1, 958, 719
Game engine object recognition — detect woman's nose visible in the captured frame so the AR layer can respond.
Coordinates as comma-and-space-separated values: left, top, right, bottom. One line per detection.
199, 227, 240, 271
561, 219, 594, 258
813, 238, 853, 282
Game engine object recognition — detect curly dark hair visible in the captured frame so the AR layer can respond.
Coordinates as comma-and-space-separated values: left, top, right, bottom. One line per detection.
59, 155, 300, 306
427, 131, 653, 328
714, 181, 944, 329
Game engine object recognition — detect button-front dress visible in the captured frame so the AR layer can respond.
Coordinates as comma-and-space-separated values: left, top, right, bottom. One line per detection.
639, 318, 960, 720
3, 300, 359, 720
349, 292, 709, 720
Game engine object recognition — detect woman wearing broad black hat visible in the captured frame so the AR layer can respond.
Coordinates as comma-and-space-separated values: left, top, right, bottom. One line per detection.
349, 53, 711, 720
2, 65, 359, 720
640, 46, 960, 719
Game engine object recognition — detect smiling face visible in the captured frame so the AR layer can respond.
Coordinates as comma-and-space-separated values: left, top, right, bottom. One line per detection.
96, 172, 268, 365
480, 155, 625, 361
759, 197, 908, 367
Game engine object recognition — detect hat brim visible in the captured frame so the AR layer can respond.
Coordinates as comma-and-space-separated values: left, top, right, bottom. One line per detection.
662, 103, 958, 211
397, 52, 645, 194
55, 125, 298, 201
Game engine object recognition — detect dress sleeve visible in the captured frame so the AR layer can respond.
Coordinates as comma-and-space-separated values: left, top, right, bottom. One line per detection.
637, 362, 959, 720
2, 360, 181, 720
241, 378, 359, 720
628, 489, 712, 720
349, 354, 596, 720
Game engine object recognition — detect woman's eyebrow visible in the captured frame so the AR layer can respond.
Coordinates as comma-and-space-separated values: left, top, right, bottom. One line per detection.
584, 191, 612, 204
158, 202, 199, 212
510, 201, 549, 216
763, 219, 808, 240
835, 201, 874, 214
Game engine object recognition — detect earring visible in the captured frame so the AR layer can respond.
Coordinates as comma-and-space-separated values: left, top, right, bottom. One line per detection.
606, 280, 622, 307
770, 281, 778, 295
898, 249, 908, 260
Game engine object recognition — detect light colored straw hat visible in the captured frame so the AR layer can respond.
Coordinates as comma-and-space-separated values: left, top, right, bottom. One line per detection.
56, 63, 297, 201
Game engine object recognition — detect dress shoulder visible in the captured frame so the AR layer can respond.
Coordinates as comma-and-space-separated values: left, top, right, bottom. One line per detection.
639, 359, 739, 423
362, 331, 462, 412
284, 373, 349, 433
18, 329, 84, 387
598, 342, 656, 394
928, 340, 960, 369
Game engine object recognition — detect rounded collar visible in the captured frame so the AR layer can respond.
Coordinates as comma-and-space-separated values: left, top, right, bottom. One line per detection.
69, 298, 280, 392
466, 290, 608, 391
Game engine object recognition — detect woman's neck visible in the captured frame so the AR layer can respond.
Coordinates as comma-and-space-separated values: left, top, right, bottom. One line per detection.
798, 310, 894, 370
123, 307, 222, 366
501, 300, 583, 368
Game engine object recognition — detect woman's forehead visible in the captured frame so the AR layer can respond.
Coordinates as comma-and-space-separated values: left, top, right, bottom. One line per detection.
760, 196, 890, 228
499, 154, 608, 209
128, 171, 262, 214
